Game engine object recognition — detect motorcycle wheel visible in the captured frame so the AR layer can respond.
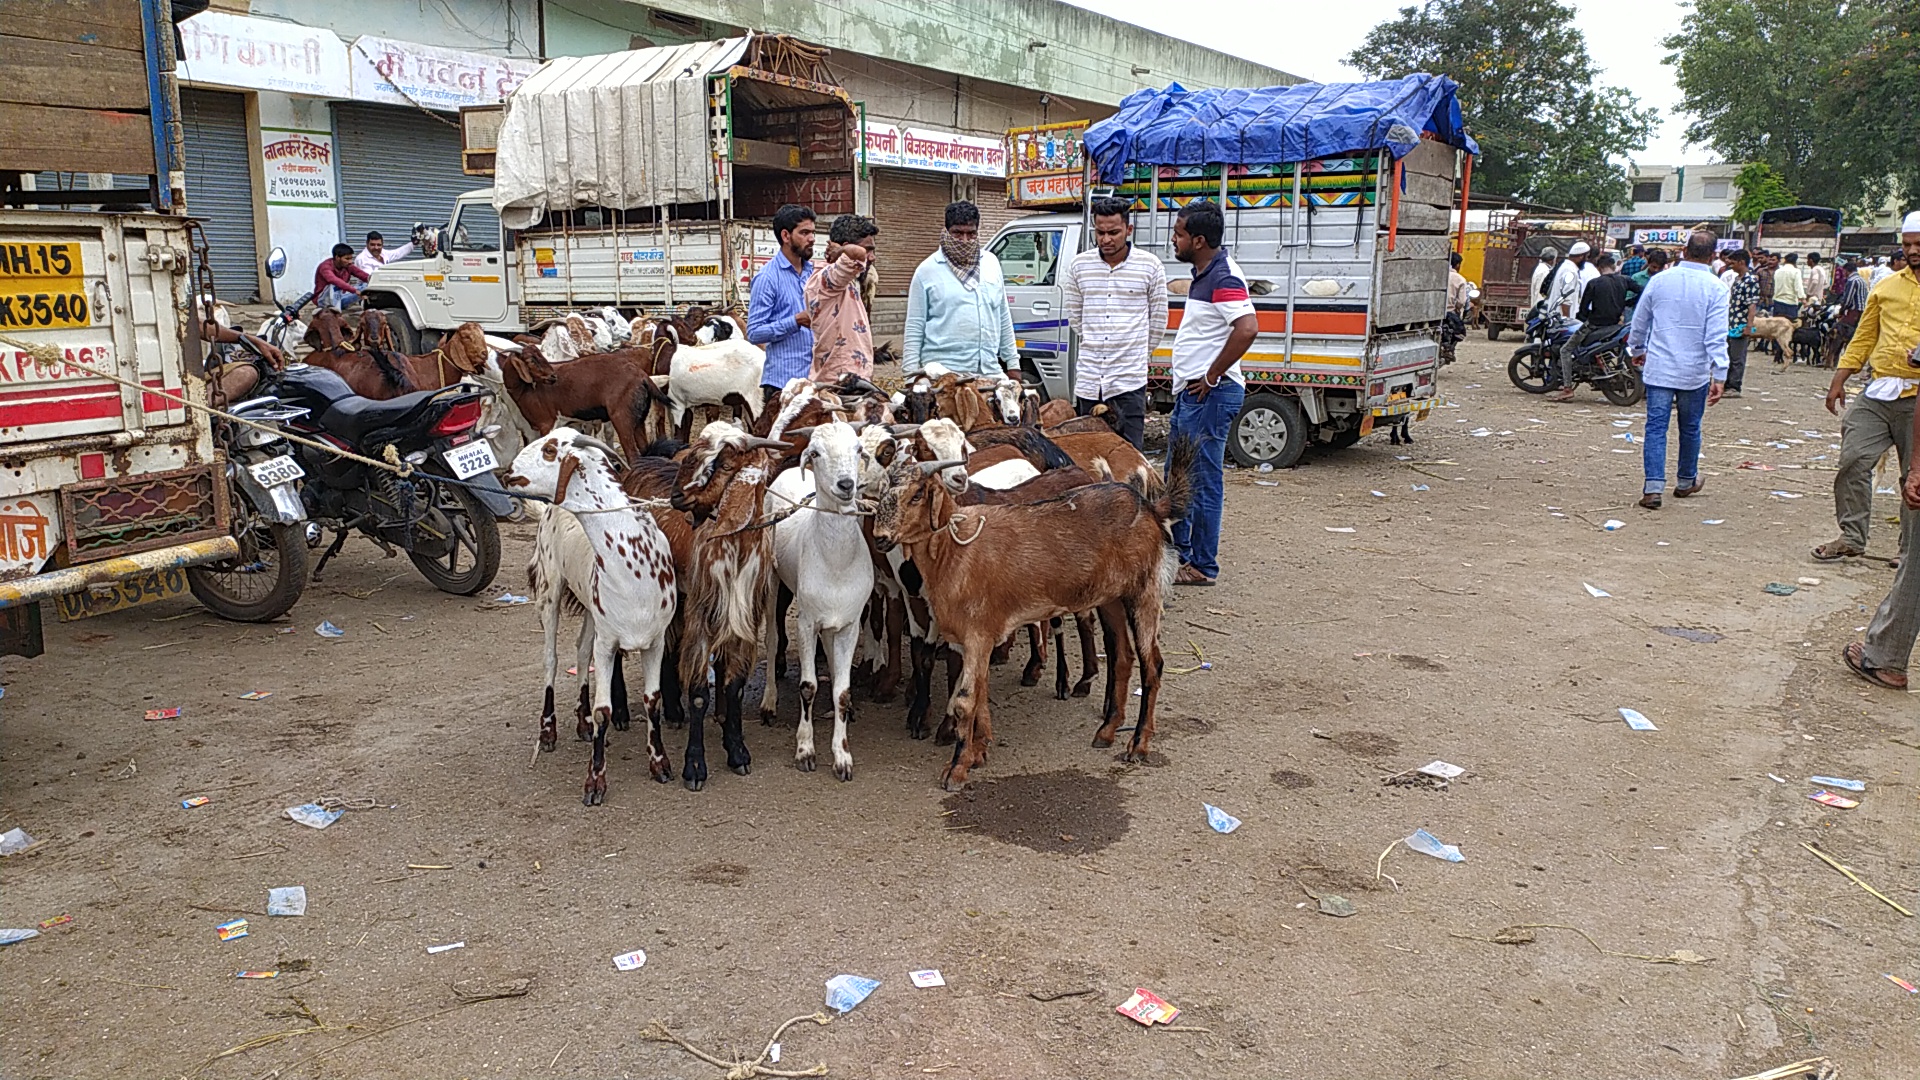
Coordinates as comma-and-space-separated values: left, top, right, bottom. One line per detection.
1507, 349, 1551, 394
1602, 364, 1645, 407
408, 478, 501, 595
188, 518, 308, 622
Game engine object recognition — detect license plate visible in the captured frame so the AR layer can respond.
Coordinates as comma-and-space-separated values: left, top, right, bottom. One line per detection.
53, 567, 188, 621
247, 455, 304, 487
444, 440, 497, 480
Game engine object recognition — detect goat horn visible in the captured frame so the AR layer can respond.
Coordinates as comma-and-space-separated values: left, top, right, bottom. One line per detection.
569, 433, 629, 472
839, 376, 882, 397
917, 458, 966, 475
779, 426, 815, 439
887, 423, 922, 436
741, 436, 791, 451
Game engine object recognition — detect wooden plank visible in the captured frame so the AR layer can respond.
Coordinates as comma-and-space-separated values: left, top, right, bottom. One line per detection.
0, 34, 148, 110
1401, 138, 1456, 179
0, 102, 154, 175
1395, 201, 1453, 234
0, 0, 146, 50
1402, 169, 1454, 209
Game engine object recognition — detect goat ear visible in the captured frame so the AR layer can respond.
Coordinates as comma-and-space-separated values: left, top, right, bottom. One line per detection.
555, 452, 580, 504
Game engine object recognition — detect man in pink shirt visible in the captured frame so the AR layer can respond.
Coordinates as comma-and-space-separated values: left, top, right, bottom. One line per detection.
312, 243, 370, 311
804, 215, 879, 383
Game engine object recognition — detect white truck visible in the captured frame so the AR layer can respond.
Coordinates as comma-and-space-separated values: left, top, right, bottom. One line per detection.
359, 35, 858, 349
0, 0, 252, 656
991, 78, 1477, 468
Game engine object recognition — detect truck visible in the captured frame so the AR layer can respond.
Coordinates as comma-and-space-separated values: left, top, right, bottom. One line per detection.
0, 0, 261, 657
1756, 206, 1844, 264
1478, 211, 1607, 340
988, 77, 1478, 468
360, 35, 858, 350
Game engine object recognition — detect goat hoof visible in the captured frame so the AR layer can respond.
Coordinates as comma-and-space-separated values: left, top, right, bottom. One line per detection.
574, 719, 591, 741
758, 708, 776, 726
1053, 686, 1069, 701
1020, 671, 1041, 687
834, 761, 854, 782
538, 735, 556, 752
683, 776, 705, 792
940, 767, 967, 792
906, 721, 928, 740
1071, 682, 1093, 699
1091, 734, 1116, 749
796, 753, 816, 772
611, 714, 630, 732
582, 786, 606, 807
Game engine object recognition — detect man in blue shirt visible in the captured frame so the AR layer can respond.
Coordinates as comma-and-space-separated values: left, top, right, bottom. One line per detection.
747, 204, 817, 397
1628, 230, 1729, 509
902, 201, 1018, 377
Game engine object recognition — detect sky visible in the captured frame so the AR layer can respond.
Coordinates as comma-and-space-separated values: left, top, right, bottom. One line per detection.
1066, 0, 1703, 167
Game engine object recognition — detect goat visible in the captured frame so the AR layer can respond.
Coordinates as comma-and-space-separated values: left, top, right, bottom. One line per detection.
491, 342, 672, 462
505, 429, 677, 805
872, 438, 1195, 789
1747, 314, 1797, 360
302, 313, 493, 399
664, 316, 766, 441
1049, 429, 1156, 492
1045, 403, 1125, 439
756, 422, 877, 780
669, 420, 788, 789
1036, 398, 1076, 427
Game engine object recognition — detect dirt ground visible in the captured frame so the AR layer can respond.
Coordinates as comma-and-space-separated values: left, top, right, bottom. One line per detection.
3, 337, 1917, 1079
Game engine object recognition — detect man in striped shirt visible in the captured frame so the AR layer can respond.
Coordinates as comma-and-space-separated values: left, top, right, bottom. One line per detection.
1061, 196, 1168, 449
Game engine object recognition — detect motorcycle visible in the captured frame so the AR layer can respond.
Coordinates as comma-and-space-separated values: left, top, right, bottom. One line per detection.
188, 361, 314, 622
1506, 303, 1644, 406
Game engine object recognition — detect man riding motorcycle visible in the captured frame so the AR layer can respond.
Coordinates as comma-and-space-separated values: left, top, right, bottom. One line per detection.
1550, 249, 1629, 402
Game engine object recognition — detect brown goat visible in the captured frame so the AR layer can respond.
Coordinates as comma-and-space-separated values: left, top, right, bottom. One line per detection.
1036, 398, 1076, 427
1048, 429, 1156, 492
302, 313, 492, 399
491, 344, 673, 462
873, 438, 1194, 789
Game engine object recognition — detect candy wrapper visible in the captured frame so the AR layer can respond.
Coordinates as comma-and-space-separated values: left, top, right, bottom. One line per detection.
1202, 804, 1241, 834
613, 949, 647, 971
143, 707, 181, 721
182, 796, 211, 809
909, 969, 945, 988
284, 803, 343, 830
1115, 988, 1181, 1026
216, 919, 249, 941
267, 887, 307, 917
235, 971, 278, 979
1808, 790, 1858, 810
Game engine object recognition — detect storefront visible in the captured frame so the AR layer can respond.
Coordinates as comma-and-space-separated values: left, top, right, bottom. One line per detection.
863, 122, 1012, 301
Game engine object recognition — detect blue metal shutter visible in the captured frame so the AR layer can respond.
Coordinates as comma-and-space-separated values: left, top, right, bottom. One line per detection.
180, 89, 260, 300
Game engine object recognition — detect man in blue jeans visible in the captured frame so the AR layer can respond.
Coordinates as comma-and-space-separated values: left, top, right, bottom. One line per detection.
1628, 229, 1729, 509
1166, 200, 1257, 585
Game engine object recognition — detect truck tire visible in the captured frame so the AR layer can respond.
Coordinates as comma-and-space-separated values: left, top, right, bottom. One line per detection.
385, 309, 422, 355
1487, 324, 1501, 341
1228, 392, 1307, 469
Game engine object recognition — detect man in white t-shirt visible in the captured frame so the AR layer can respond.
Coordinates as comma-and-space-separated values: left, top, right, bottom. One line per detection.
353, 230, 415, 279
1166, 200, 1257, 587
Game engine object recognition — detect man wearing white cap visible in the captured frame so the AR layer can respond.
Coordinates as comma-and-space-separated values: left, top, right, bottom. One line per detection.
1840, 211, 1920, 689
1543, 241, 1592, 401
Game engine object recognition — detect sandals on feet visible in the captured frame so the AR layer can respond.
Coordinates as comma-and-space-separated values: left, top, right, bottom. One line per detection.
1842, 641, 1907, 689
1811, 540, 1865, 561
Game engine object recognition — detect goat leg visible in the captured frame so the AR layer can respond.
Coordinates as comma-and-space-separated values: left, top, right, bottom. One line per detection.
934, 645, 962, 745
538, 685, 558, 753
1124, 600, 1165, 763
584, 639, 618, 806
940, 645, 990, 791
610, 652, 631, 731
574, 619, 594, 740
1020, 623, 1046, 687
719, 667, 751, 776
905, 635, 934, 740
758, 574, 785, 726
772, 583, 793, 682
1053, 617, 1070, 700
1092, 602, 1130, 748
826, 621, 859, 781
681, 651, 710, 791
660, 636, 687, 729
794, 615, 820, 771
1072, 611, 1098, 699
639, 641, 672, 783
871, 594, 903, 704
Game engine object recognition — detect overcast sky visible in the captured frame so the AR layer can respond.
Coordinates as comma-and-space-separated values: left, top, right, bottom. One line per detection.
1068, 0, 1702, 166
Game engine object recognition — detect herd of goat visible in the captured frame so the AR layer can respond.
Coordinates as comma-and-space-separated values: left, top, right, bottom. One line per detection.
286, 304, 1193, 803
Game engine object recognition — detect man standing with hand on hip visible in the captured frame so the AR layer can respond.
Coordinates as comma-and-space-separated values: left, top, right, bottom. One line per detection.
1061, 196, 1168, 449
1167, 200, 1257, 586
1839, 213, 1920, 689
1628, 230, 1729, 510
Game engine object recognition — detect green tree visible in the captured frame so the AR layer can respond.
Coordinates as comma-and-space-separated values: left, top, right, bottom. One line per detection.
1729, 162, 1796, 223
1346, 0, 1657, 213
1663, 0, 1876, 211
1817, 2, 1920, 215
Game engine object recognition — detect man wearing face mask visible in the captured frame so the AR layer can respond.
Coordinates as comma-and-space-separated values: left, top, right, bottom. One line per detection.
805, 214, 880, 383
902, 200, 1018, 378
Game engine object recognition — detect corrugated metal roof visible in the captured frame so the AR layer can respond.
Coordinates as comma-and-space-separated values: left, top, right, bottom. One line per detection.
513, 38, 751, 97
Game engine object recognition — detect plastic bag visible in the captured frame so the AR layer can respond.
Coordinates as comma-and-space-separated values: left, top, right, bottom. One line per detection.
824, 974, 880, 1013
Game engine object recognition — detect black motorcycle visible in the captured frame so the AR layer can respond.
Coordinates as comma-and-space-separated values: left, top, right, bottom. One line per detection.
267, 363, 509, 595
1507, 303, 1645, 406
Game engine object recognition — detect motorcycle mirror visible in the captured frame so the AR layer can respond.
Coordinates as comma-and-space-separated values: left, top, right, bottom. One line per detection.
264, 247, 287, 279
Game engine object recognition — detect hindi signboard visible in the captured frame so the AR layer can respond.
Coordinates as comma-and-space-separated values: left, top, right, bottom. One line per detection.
863, 123, 1006, 178
177, 11, 351, 98
260, 129, 336, 208
348, 37, 540, 112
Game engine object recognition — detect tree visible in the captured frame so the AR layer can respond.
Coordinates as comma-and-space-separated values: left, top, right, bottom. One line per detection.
1729, 163, 1796, 224
1817, 2, 1920, 215
1346, 0, 1657, 213
1663, 1, 1876, 212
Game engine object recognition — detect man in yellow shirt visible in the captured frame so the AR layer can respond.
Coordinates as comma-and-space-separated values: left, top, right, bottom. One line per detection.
1840, 213, 1920, 689
1817, 216, 1920, 565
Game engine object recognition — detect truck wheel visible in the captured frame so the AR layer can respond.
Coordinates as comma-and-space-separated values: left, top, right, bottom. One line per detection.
384, 310, 422, 355
1486, 324, 1502, 341
188, 521, 308, 623
1228, 392, 1307, 469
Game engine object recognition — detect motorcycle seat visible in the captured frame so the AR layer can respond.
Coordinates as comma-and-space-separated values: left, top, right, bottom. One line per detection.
1574, 325, 1629, 360
275, 364, 445, 447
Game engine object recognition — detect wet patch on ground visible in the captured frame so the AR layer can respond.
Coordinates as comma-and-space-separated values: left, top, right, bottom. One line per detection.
1331, 731, 1402, 758
689, 861, 749, 886
942, 769, 1130, 855
1656, 626, 1726, 644
1270, 769, 1316, 789
1392, 653, 1449, 671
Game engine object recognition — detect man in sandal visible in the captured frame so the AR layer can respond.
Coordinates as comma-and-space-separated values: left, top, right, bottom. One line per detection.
1817, 211, 1920, 567
1628, 230, 1727, 510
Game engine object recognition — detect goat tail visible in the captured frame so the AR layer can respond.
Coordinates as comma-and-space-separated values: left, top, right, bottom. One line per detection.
1020, 428, 1076, 471
1157, 436, 1198, 527
368, 347, 412, 393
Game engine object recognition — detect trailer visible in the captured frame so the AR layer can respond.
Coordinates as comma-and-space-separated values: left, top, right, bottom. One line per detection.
1479, 211, 1606, 340
991, 76, 1478, 467
362, 35, 857, 346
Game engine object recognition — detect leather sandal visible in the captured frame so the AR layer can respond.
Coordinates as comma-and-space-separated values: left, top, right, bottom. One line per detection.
1843, 642, 1907, 689
1811, 540, 1865, 561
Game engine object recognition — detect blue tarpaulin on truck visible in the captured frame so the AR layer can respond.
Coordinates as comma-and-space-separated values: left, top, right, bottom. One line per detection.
1083, 75, 1478, 184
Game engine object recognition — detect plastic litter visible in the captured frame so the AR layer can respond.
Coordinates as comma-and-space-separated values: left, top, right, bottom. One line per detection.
1469, 427, 1493, 437
1583, 583, 1610, 598
1770, 491, 1804, 499
1886, 974, 1918, 993
1808, 776, 1864, 792
824, 974, 881, 1013
1325, 526, 1356, 533
0, 827, 34, 855
1254, 480, 1280, 486
181, 796, 211, 809
909, 969, 946, 988
613, 949, 647, 971
1404, 828, 1465, 862
1411, 483, 1429, 491
1203, 803, 1242, 834
1703, 519, 1725, 525
1256, 462, 1274, 473
267, 887, 307, 917
1619, 707, 1658, 731
235, 970, 278, 979
284, 803, 343, 830
1115, 987, 1182, 1026
315, 620, 345, 638
1808, 790, 1859, 810
0, 928, 40, 945
238, 691, 272, 701
494, 592, 531, 605
1602, 519, 1624, 531
1370, 490, 1386, 497
37, 915, 71, 930
426, 941, 465, 954
1318, 894, 1358, 917
143, 707, 181, 720
769, 1044, 782, 1063
216, 919, 249, 941
1611, 420, 1631, 428
1418, 761, 1466, 780
1796, 577, 1822, 587
1762, 582, 1799, 596
1767, 774, 1787, 784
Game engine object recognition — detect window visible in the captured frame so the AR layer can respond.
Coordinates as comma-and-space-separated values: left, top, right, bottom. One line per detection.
1631, 181, 1663, 203
450, 201, 502, 251
1703, 180, 1730, 200
990, 228, 1062, 286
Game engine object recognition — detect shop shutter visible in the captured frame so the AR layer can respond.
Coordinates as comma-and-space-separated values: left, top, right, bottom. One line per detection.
180, 89, 260, 300
974, 179, 1039, 247
332, 103, 474, 254
870, 170, 954, 297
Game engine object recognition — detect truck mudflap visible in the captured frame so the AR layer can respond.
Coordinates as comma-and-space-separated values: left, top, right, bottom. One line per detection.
0, 536, 240, 610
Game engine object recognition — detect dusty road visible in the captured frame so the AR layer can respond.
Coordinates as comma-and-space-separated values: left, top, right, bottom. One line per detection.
3, 338, 1916, 1079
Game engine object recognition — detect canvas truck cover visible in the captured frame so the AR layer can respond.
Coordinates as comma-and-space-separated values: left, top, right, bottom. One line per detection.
491, 38, 751, 231
1083, 75, 1478, 182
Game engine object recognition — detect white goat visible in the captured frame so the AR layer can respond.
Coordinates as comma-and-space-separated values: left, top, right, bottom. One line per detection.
757, 421, 876, 780
663, 315, 765, 437
506, 429, 677, 805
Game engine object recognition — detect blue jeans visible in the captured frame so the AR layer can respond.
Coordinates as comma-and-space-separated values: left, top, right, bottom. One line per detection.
1168, 379, 1245, 579
1643, 382, 1709, 494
